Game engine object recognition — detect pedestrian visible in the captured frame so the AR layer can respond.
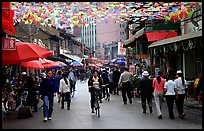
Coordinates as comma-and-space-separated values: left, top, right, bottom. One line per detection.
6, 87, 17, 114
39, 70, 57, 122
54, 70, 62, 103
152, 71, 166, 119
68, 66, 77, 97
108, 68, 114, 94
174, 70, 188, 119
59, 73, 71, 110
25, 75, 38, 112
88, 70, 103, 113
112, 67, 121, 95
138, 71, 153, 113
101, 68, 110, 99
118, 67, 133, 104
164, 74, 177, 119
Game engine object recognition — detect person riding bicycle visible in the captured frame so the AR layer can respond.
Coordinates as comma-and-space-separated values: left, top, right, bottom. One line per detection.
88, 70, 103, 113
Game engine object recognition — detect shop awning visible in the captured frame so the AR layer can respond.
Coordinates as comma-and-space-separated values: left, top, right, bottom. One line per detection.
124, 27, 145, 45
148, 30, 202, 48
145, 31, 178, 43
60, 54, 82, 62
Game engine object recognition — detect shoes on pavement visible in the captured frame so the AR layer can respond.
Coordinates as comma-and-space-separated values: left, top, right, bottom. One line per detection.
123, 102, 127, 104
44, 117, 48, 122
67, 107, 70, 110
179, 113, 185, 119
149, 108, 153, 113
48, 117, 52, 120
61, 107, 64, 109
91, 109, 95, 113
143, 110, 146, 114
129, 99, 132, 104
158, 115, 162, 119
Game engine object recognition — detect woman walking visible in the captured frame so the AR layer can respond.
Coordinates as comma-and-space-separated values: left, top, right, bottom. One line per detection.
59, 73, 71, 110
164, 74, 177, 119
174, 70, 188, 119
39, 70, 57, 122
153, 71, 166, 119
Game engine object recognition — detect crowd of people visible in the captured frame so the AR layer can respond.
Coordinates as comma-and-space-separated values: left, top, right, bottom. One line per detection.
3, 65, 194, 122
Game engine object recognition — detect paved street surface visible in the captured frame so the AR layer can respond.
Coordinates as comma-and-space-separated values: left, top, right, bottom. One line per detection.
2, 80, 202, 129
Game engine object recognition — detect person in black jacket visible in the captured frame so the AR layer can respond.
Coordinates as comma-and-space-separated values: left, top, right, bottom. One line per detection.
101, 69, 110, 99
112, 67, 121, 95
25, 75, 38, 112
138, 71, 153, 113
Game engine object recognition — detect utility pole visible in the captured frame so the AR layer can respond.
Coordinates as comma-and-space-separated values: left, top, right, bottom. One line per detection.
125, 21, 130, 68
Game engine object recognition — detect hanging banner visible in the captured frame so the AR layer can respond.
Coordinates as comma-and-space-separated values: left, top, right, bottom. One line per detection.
118, 41, 126, 56
2, 37, 16, 50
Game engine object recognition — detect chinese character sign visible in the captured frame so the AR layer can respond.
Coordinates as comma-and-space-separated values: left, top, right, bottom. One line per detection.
118, 41, 126, 56
2, 37, 16, 50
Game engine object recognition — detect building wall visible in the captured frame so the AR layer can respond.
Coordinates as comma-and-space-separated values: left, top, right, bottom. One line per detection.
81, 17, 96, 57
96, 17, 126, 59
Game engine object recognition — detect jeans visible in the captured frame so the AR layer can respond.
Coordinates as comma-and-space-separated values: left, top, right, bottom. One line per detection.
43, 96, 54, 118
153, 92, 163, 116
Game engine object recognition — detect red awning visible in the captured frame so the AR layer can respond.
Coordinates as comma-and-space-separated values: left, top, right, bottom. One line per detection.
145, 31, 178, 43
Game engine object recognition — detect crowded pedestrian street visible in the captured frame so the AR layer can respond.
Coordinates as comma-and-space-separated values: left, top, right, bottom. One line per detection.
2, 2, 202, 129
2, 80, 202, 129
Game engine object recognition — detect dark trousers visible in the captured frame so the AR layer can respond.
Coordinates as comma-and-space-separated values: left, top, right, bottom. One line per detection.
113, 81, 119, 94
70, 80, 76, 96
90, 90, 102, 109
109, 82, 113, 94
141, 94, 152, 112
166, 95, 176, 118
61, 92, 71, 109
121, 82, 132, 103
175, 94, 185, 115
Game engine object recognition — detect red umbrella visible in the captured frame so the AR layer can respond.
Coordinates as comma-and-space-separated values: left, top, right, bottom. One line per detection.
21, 60, 44, 69
41, 59, 60, 68
2, 42, 54, 65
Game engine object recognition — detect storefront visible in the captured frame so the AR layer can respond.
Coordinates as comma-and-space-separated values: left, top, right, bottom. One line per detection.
149, 30, 202, 79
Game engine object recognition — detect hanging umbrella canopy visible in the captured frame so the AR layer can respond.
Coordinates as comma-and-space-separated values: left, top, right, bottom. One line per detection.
2, 42, 54, 65
70, 61, 83, 67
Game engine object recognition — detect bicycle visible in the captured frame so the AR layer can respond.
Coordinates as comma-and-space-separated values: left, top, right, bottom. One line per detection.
36, 91, 44, 110
93, 87, 102, 117
3, 84, 27, 112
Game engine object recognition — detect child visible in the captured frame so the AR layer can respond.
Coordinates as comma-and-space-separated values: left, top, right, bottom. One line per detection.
6, 87, 17, 114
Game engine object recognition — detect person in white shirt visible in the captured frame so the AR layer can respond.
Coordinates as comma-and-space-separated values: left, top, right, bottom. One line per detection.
118, 67, 133, 104
174, 70, 187, 119
164, 74, 178, 119
59, 73, 71, 110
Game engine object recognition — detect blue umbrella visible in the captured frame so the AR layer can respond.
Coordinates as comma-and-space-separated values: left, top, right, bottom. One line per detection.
110, 57, 126, 65
70, 61, 83, 67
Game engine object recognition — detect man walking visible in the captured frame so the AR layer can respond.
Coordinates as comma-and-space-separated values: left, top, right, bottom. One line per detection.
138, 71, 153, 113
118, 67, 133, 104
